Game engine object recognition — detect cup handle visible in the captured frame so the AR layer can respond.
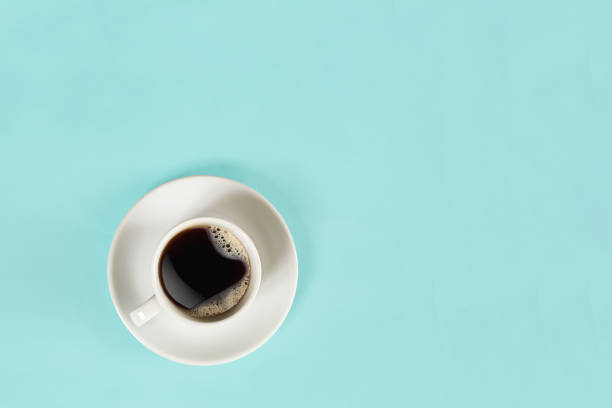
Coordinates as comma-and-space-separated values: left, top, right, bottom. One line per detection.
130, 295, 162, 327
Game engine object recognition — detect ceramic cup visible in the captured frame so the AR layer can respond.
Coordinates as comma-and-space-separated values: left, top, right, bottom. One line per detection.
129, 217, 262, 327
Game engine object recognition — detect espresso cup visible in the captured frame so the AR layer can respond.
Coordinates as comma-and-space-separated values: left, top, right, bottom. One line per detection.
130, 217, 262, 327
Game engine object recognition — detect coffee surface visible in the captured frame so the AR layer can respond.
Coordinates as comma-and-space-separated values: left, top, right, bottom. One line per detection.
159, 226, 250, 318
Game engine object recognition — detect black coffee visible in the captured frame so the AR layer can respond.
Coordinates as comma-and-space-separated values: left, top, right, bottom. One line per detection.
159, 226, 250, 318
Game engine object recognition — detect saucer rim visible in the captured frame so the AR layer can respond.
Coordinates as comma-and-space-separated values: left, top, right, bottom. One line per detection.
107, 175, 298, 365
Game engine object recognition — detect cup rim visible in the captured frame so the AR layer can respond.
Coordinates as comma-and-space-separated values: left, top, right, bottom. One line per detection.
151, 216, 262, 326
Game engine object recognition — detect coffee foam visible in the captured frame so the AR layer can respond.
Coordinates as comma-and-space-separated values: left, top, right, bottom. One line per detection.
186, 226, 251, 318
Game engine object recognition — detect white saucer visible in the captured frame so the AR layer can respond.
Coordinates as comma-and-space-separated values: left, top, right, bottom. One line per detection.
107, 176, 298, 365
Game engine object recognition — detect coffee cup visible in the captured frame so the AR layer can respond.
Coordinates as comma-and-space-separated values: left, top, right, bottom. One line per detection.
129, 217, 261, 327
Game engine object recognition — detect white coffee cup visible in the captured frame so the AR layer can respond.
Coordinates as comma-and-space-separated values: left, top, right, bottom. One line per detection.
130, 217, 262, 327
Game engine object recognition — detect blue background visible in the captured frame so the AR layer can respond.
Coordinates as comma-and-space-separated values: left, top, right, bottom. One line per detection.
1, 1, 611, 406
